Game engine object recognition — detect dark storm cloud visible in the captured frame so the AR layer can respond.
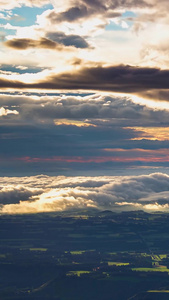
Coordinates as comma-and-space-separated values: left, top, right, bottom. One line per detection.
5, 31, 90, 50
0, 77, 25, 88
46, 32, 89, 49
139, 90, 169, 102
23, 65, 169, 94
2, 65, 169, 95
47, 0, 149, 23
37, 65, 169, 93
50, 5, 91, 22
47, 6, 120, 24
4, 37, 73, 50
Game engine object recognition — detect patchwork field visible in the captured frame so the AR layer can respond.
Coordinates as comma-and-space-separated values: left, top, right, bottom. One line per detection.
1, 211, 169, 299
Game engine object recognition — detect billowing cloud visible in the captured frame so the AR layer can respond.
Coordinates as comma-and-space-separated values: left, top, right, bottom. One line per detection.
1, 92, 169, 126
0, 185, 41, 204
1, 173, 169, 214
47, 0, 149, 24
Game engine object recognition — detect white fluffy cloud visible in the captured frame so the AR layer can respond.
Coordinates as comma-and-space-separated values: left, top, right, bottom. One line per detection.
1, 173, 169, 214
0, 0, 50, 10
0, 107, 19, 116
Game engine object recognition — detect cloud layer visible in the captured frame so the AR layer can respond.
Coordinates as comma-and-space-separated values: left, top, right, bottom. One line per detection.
1, 92, 169, 175
1, 65, 169, 97
1, 173, 169, 214
1, 1, 169, 178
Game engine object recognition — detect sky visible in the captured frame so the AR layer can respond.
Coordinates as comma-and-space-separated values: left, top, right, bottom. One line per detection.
1, 0, 169, 214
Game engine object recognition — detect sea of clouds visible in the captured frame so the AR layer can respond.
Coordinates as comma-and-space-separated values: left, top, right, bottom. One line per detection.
1, 173, 169, 214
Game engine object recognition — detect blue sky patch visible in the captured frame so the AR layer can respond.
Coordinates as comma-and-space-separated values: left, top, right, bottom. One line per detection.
1, 4, 53, 27
105, 11, 136, 31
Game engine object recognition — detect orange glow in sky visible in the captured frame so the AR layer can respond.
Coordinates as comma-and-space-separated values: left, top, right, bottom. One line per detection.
126, 127, 169, 141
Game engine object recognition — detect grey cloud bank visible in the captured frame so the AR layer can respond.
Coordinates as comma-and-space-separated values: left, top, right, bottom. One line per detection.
1, 93, 169, 176
2, 93, 168, 124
